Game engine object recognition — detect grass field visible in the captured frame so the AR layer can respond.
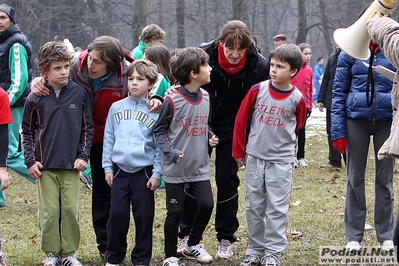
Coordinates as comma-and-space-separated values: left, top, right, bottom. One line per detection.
1, 112, 399, 265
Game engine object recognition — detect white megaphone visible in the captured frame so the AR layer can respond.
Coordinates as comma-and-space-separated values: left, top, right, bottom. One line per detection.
334, 0, 397, 60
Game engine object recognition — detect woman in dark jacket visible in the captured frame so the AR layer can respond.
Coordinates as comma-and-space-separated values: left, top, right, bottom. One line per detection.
331, 44, 395, 252
317, 47, 344, 168
178, 20, 269, 260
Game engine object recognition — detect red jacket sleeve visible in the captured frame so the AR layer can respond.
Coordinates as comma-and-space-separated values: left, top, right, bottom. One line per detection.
295, 95, 307, 131
232, 83, 260, 158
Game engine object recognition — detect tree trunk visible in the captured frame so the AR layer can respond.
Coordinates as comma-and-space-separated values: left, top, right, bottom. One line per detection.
232, 0, 249, 26
176, 0, 185, 48
132, 0, 147, 48
297, 0, 307, 44
319, 0, 334, 52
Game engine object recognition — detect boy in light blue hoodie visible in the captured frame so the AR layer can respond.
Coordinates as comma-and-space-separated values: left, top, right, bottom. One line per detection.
102, 60, 161, 266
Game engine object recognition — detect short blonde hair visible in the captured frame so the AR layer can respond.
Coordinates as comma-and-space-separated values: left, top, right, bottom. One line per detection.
139, 24, 165, 43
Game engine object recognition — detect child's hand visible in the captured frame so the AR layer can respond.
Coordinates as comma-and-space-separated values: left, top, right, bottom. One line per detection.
74, 159, 88, 172
105, 172, 114, 187
0, 168, 10, 191
149, 98, 162, 113
176, 153, 184, 163
28, 161, 43, 179
165, 84, 180, 95
31, 76, 50, 96
209, 134, 219, 147
235, 158, 245, 168
146, 177, 161, 191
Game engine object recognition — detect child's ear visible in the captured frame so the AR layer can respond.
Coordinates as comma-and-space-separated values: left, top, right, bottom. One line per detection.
290, 69, 298, 77
190, 70, 199, 79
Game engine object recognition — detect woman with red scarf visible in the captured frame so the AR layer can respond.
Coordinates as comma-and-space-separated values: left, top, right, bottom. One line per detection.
177, 20, 269, 261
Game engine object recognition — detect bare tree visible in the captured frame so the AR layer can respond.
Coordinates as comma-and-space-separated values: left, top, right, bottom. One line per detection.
8, 0, 399, 70
232, 0, 249, 25
176, 0, 185, 47
318, 0, 335, 52
131, 0, 148, 48
296, 0, 307, 44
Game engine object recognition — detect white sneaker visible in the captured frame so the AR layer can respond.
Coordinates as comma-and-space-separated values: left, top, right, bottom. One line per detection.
42, 253, 60, 266
381, 240, 394, 251
176, 236, 194, 259
60, 254, 82, 266
215, 239, 233, 259
345, 241, 361, 252
162, 257, 180, 266
261, 254, 280, 266
183, 242, 213, 264
105, 263, 120, 266
297, 158, 308, 168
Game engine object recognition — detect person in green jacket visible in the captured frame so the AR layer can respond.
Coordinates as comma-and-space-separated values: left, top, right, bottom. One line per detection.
130, 24, 165, 59
0, 4, 35, 208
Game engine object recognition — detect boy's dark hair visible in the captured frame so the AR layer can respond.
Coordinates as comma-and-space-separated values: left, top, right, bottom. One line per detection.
216, 20, 253, 50
271, 44, 303, 77
126, 59, 158, 86
170, 47, 209, 86
139, 24, 165, 43
317, 57, 323, 62
87, 36, 124, 74
143, 44, 175, 84
36, 41, 73, 75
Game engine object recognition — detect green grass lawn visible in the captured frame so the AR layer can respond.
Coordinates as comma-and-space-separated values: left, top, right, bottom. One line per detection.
2, 117, 399, 265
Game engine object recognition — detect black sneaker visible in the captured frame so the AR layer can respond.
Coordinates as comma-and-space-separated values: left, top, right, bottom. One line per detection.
79, 171, 92, 190
240, 254, 261, 266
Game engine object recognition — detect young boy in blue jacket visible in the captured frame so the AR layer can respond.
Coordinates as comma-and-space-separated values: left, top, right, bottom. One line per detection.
102, 60, 161, 266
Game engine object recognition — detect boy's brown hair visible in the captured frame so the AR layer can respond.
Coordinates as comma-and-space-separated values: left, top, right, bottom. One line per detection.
139, 24, 165, 43
216, 20, 253, 50
126, 59, 158, 86
36, 41, 73, 75
170, 47, 209, 86
270, 44, 303, 77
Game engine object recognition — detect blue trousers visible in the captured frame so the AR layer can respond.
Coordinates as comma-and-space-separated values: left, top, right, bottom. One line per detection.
106, 165, 155, 265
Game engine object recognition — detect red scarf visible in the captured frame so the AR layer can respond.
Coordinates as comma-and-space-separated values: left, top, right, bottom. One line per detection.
217, 44, 247, 76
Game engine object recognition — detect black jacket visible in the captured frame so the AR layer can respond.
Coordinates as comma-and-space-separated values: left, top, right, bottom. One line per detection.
0, 24, 32, 107
318, 48, 340, 110
22, 79, 94, 170
200, 41, 269, 142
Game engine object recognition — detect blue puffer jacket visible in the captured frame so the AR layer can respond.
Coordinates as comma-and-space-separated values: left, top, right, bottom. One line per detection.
331, 49, 395, 141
